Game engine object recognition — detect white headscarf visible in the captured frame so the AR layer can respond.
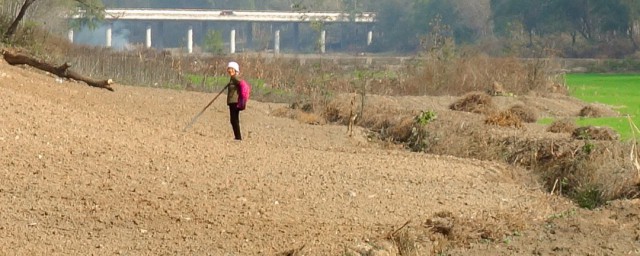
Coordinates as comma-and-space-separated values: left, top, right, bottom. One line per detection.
227, 61, 240, 74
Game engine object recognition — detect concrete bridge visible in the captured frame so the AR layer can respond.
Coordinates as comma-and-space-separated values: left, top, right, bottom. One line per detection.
70, 8, 377, 54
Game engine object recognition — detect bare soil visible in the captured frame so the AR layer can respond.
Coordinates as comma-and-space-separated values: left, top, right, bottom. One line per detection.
1, 60, 639, 255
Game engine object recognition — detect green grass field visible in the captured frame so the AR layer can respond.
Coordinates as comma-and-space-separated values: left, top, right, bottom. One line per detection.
564, 73, 640, 141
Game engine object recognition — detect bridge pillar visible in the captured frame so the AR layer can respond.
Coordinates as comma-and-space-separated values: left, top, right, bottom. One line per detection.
230, 29, 236, 54
187, 26, 193, 54
106, 23, 112, 48
145, 25, 152, 48
274, 30, 280, 54
68, 29, 74, 43
320, 30, 326, 54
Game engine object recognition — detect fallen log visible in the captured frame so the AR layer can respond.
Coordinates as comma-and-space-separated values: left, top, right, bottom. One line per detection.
1, 49, 114, 91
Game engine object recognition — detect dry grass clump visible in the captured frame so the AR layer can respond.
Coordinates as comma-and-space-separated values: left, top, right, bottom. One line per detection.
385, 116, 416, 142
347, 238, 400, 256
347, 209, 527, 255
449, 92, 497, 114
426, 210, 527, 248
357, 113, 393, 133
270, 107, 325, 125
281, 94, 417, 143
322, 94, 404, 128
547, 118, 577, 133
579, 105, 605, 117
405, 53, 562, 96
571, 126, 620, 140
548, 82, 570, 95
276, 245, 307, 256
509, 104, 538, 123
279, 94, 415, 143
322, 99, 351, 124
418, 115, 638, 208
488, 81, 507, 96
506, 138, 638, 208
290, 101, 315, 113
485, 111, 523, 128
296, 111, 325, 125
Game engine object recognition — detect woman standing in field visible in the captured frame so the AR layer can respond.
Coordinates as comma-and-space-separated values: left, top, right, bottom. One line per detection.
225, 61, 247, 140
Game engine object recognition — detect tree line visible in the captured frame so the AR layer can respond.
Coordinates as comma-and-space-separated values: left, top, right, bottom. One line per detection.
2, 0, 639, 57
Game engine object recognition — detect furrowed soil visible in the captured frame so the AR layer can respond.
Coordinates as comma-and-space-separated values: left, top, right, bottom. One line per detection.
1, 59, 639, 255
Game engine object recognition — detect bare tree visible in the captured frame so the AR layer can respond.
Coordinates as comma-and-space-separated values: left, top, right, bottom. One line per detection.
3, 0, 36, 40
2, 0, 104, 42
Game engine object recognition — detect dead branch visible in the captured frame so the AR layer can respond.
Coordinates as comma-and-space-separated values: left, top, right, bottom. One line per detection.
1, 49, 114, 91
388, 220, 412, 239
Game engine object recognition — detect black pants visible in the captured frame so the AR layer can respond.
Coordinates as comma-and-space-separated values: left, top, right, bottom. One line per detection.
228, 103, 242, 140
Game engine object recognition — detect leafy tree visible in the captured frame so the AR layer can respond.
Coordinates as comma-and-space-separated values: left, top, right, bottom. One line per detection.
425, 0, 477, 44
493, 0, 639, 49
69, 0, 106, 30
372, 0, 490, 52
620, 0, 640, 49
490, 0, 555, 46
202, 29, 224, 54
370, 0, 418, 52
550, 0, 608, 42
452, 0, 492, 42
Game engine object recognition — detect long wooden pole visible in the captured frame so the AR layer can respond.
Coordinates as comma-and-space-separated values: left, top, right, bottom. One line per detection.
182, 85, 228, 132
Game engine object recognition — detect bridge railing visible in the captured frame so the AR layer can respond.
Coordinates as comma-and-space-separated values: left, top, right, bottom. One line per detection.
73, 8, 377, 23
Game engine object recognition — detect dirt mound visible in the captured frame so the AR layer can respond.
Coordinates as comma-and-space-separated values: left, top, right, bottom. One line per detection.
1, 59, 639, 255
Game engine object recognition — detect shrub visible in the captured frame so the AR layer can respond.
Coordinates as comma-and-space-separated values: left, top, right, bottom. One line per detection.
271, 107, 325, 125
386, 116, 415, 142
415, 110, 437, 125
321, 102, 343, 123
572, 126, 620, 140
407, 111, 438, 152
573, 186, 605, 209
321, 96, 354, 124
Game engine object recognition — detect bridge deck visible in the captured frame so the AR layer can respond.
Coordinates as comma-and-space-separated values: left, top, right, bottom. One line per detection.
100, 9, 376, 23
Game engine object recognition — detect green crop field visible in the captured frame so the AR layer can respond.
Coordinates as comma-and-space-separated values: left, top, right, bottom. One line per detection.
564, 73, 640, 141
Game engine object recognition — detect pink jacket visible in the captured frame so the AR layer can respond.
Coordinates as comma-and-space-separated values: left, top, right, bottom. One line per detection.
237, 80, 250, 110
